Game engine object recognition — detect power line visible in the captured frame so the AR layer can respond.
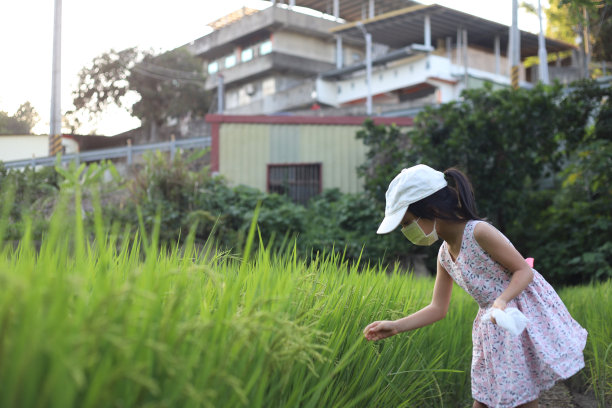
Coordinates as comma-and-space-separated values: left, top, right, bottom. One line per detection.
137, 61, 205, 81
131, 66, 207, 85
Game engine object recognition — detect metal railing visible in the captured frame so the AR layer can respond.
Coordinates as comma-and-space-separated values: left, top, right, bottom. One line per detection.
2, 136, 212, 169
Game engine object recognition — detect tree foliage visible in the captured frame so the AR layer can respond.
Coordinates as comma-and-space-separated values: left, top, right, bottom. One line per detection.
129, 48, 211, 128
72, 47, 138, 115
547, 0, 612, 63
358, 84, 566, 232
510, 80, 612, 284
357, 80, 612, 284
356, 121, 412, 203
72, 47, 211, 135
0, 102, 40, 135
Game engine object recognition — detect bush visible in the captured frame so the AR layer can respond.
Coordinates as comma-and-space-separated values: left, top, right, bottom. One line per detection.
0, 163, 60, 242
357, 80, 612, 284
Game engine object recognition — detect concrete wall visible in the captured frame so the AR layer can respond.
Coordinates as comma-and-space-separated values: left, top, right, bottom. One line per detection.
274, 31, 336, 64
316, 50, 523, 108
189, 6, 341, 59
225, 74, 313, 111
0, 135, 49, 162
317, 54, 446, 106
451, 46, 528, 81
226, 79, 317, 114
0, 135, 78, 162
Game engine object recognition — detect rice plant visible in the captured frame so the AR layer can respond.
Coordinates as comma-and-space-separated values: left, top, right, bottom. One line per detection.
559, 282, 612, 407
0, 181, 608, 407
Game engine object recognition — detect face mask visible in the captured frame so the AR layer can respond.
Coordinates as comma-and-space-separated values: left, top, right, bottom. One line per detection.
401, 218, 439, 246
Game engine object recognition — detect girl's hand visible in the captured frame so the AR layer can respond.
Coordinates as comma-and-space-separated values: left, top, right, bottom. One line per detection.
363, 320, 398, 341
490, 297, 508, 324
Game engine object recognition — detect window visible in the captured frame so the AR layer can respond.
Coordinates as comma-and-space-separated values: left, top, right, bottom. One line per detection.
225, 54, 236, 68
260, 40, 272, 56
207, 61, 218, 74
241, 48, 253, 62
268, 163, 321, 205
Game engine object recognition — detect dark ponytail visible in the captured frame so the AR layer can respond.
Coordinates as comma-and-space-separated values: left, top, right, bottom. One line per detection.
443, 167, 480, 220
408, 167, 482, 222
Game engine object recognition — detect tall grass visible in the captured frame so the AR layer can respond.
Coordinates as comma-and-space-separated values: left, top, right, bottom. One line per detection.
0, 187, 609, 407
559, 283, 612, 406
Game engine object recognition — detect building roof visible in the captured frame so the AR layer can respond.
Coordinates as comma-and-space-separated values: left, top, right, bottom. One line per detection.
63, 134, 129, 151
207, 7, 261, 30
263, 0, 420, 22
329, 4, 575, 59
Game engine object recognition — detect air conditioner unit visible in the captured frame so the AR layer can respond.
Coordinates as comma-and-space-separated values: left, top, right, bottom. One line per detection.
245, 83, 256, 96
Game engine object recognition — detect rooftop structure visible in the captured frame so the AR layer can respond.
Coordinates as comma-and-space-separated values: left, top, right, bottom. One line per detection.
187, 0, 577, 116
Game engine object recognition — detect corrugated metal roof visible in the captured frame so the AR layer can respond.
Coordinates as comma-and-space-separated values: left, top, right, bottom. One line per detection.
263, 0, 420, 21
330, 4, 575, 59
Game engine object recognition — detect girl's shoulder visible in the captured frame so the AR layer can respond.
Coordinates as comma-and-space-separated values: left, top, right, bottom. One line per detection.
471, 220, 516, 259
463, 219, 491, 241
472, 220, 509, 242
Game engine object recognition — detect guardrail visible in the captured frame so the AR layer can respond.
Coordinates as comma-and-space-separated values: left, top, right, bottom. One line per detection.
2, 136, 212, 169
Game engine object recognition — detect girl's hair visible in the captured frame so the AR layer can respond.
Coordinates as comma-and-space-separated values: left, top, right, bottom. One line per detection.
409, 167, 482, 221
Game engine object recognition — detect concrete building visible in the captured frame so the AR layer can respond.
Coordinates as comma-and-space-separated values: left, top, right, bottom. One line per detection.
188, 0, 576, 117
189, 1, 577, 203
188, 5, 367, 114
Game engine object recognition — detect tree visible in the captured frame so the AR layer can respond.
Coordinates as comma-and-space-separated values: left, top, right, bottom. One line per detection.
357, 80, 612, 283
72, 47, 211, 138
72, 47, 139, 116
0, 102, 40, 135
510, 80, 612, 284
546, 0, 612, 72
129, 48, 212, 138
402, 83, 566, 233
356, 120, 412, 203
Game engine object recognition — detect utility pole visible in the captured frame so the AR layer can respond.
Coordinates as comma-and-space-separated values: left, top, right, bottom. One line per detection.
356, 22, 372, 116
537, 0, 550, 84
217, 73, 224, 113
49, 0, 62, 156
582, 7, 591, 78
511, 0, 520, 89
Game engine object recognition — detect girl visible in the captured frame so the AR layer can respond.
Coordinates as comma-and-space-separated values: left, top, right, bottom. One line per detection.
363, 164, 587, 408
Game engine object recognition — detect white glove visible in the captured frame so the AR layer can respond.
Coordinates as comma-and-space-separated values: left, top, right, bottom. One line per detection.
481, 307, 528, 337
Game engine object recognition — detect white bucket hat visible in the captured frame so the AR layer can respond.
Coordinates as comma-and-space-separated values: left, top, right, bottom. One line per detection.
376, 164, 447, 234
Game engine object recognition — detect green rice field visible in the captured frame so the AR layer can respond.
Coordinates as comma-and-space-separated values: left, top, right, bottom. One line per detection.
0, 196, 609, 408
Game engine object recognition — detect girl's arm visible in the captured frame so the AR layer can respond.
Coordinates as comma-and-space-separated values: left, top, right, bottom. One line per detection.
363, 259, 453, 341
473, 222, 534, 310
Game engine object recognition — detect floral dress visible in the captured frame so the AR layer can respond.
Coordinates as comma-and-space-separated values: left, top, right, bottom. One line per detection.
438, 220, 588, 408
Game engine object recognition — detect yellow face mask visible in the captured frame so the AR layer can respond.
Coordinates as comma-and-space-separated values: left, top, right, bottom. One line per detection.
401, 218, 439, 246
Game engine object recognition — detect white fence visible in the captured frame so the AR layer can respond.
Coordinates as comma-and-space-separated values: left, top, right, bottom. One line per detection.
2, 137, 212, 169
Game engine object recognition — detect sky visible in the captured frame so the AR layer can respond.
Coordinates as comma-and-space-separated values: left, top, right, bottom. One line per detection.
0, 0, 546, 136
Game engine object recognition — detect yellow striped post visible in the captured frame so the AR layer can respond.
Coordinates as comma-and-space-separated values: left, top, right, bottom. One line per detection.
511, 65, 519, 89
49, 134, 63, 156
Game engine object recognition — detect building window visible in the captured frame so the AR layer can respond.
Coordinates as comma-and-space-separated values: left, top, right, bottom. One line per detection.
208, 61, 218, 74
225, 54, 236, 68
268, 163, 321, 205
241, 48, 253, 62
260, 40, 272, 56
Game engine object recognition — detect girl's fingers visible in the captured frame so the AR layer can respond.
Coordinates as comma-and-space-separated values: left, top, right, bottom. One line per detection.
363, 321, 380, 334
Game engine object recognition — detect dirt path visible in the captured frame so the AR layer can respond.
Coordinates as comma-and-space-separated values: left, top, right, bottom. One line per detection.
539, 381, 601, 408
540, 382, 576, 407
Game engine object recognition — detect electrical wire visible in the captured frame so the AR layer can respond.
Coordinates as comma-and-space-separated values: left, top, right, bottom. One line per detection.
131, 66, 207, 86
